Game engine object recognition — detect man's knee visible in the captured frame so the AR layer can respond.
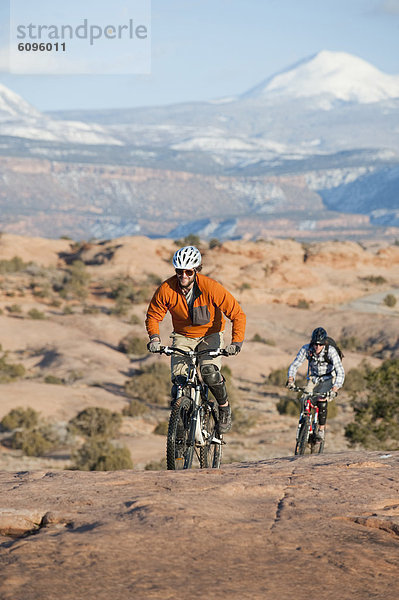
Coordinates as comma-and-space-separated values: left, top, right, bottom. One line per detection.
200, 364, 228, 405
318, 400, 328, 425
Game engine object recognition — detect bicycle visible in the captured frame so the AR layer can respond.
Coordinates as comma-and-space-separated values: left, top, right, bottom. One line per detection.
289, 386, 330, 455
155, 346, 229, 470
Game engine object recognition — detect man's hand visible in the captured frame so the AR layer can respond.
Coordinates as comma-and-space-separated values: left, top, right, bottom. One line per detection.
147, 336, 161, 353
327, 390, 337, 401
225, 344, 241, 356
286, 377, 295, 390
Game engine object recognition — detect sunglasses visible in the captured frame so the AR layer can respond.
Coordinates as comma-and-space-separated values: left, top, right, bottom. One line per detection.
175, 269, 195, 277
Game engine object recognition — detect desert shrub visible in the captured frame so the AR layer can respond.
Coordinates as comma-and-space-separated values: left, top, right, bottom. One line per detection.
71, 438, 133, 471
63, 305, 74, 314
266, 367, 290, 387
360, 275, 387, 285
124, 362, 171, 405
343, 362, 371, 394
1, 406, 39, 431
296, 299, 310, 309
57, 260, 90, 300
239, 282, 251, 291
129, 313, 142, 325
345, 358, 399, 449
0, 256, 30, 274
10, 425, 57, 456
65, 370, 84, 384
383, 294, 397, 308
0, 352, 26, 383
153, 421, 169, 436
118, 333, 148, 356
122, 398, 149, 417
27, 308, 46, 320
44, 374, 64, 385
146, 273, 162, 286
144, 457, 167, 471
231, 407, 257, 433
209, 238, 222, 249
175, 234, 201, 247
276, 395, 300, 416
68, 407, 122, 439
251, 333, 276, 346
339, 336, 365, 352
83, 305, 100, 314
6, 304, 23, 314
109, 277, 152, 306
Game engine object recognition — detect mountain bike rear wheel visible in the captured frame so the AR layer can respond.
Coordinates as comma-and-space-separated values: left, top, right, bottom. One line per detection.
166, 395, 194, 470
200, 405, 222, 468
310, 425, 325, 454
295, 417, 309, 455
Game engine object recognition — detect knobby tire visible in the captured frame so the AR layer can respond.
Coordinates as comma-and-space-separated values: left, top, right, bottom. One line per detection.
295, 417, 309, 455
310, 424, 325, 454
200, 405, 222, 468
166, 395, 193, 470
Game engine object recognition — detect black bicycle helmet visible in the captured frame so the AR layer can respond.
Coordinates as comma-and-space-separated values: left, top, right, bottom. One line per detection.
311, 327, 327, 345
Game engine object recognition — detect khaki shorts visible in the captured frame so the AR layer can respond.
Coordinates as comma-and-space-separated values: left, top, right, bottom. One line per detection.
170, 332, 224, 380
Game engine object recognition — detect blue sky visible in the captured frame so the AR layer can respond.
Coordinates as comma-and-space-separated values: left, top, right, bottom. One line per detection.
1, 0, 399, 111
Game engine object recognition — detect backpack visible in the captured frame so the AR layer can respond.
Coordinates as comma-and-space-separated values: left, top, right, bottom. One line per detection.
307, 336, 344, 364
325, 336, 344, 361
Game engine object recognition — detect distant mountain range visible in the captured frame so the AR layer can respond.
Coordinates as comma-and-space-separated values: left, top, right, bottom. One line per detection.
0, 50, 398, 240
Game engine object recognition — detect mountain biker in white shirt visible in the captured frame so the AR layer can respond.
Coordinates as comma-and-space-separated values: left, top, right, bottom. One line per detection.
286, 327, 345, 441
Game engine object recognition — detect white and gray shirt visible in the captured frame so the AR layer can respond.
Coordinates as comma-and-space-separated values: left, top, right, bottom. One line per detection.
287, 343, 345, 389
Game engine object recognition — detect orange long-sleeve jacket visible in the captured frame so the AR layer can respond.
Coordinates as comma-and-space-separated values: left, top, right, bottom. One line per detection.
146, 273, 246, 344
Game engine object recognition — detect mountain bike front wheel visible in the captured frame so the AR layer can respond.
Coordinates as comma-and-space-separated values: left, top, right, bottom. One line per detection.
295, 417, 309, 455
200, 406, 222, 468
166, 395, 194, 470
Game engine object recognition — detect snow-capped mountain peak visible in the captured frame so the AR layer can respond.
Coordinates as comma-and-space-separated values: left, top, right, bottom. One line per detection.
242, 50, 399, 106
0, 83, 43, 121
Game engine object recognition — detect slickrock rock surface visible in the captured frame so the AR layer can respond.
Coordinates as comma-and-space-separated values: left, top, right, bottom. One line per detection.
0, 451, 398, 600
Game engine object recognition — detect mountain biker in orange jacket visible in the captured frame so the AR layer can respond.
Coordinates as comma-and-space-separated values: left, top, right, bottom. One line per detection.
146, 245, 246, 433
286, 327, 345, 441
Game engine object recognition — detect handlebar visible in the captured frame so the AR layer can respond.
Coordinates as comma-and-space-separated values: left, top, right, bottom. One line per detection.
156, 345, 229, 358
289, 385, 333, 400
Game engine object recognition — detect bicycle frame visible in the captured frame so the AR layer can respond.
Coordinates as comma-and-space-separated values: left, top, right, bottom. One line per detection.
292, 387, 328, 455
159, 345, 226, 469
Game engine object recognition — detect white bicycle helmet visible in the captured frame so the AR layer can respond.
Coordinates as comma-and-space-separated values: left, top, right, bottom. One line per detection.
172, 246, 202, 269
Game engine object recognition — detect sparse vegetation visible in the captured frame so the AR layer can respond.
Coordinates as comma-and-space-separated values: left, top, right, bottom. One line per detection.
209, 238, 222, 249
118, 333, 148, 356
0, 351, 26, 383
276, 395, 300, 417
71, 438, 133, 471
144, 457, 167, 471
27, 308, 46, 320
122, 398, 149, 417
251, 333, 276, 346
6, 303, 23, 314
1, 406, 61, 457
0, 256, 30, 274
345, 358, 399, 450
68, 407, 122, 440
153, 421, 168, 435
1, 406, 39, 431
360, 275, 387, 285
383, 294, 397, 308
296, 299, 310, 309
44, 374, 64, 385
124, 362, 171, 405
174, 234, 201, 248
57, 260, 91, 301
